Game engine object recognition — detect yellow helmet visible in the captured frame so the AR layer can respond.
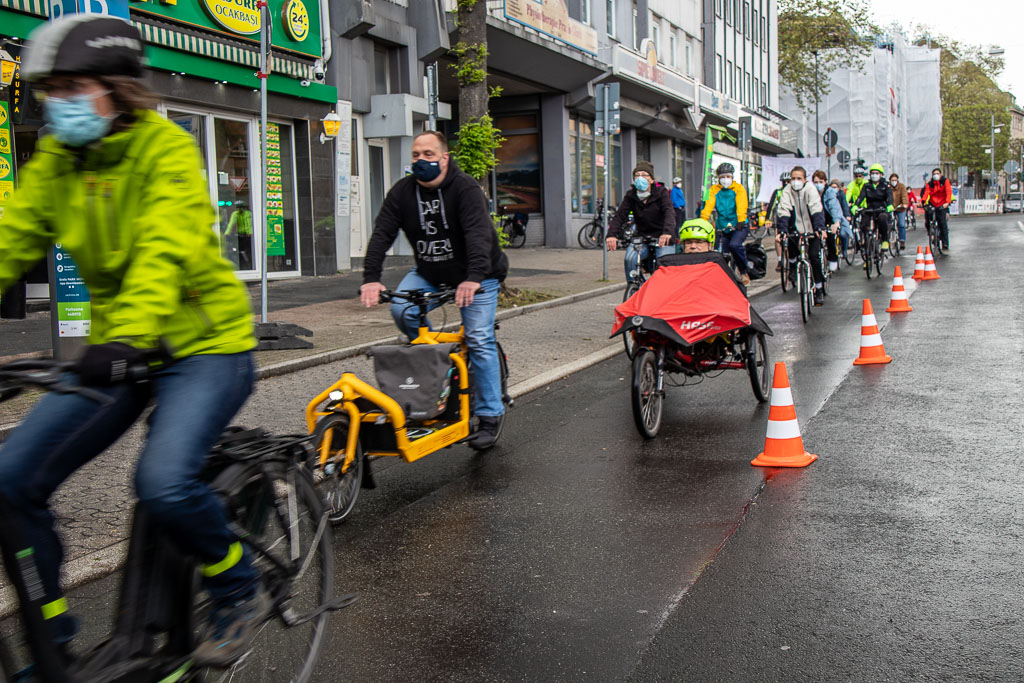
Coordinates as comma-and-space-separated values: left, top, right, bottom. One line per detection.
678, 218, 715, 243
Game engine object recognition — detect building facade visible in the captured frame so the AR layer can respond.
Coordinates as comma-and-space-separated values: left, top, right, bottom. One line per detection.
1, 0, 339, 299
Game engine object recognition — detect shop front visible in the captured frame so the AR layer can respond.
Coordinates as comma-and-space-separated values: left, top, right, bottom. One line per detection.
0, 0, 338, 287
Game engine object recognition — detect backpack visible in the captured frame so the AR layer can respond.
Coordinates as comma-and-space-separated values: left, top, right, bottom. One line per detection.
744, 242, 767, 280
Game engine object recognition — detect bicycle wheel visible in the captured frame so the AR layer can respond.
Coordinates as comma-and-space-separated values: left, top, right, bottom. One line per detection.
630, 349, 663, 439
488, 340, 512, 444
888, 227, 899, 257
311, 414, 364, 524
745, 332, 771, 402
842, 235, 854, 265
751, 222, 768, 240
819, 245, 830, 295
779, 248, 790, 292
622, 283, 640, 359
798, 263, 811, 323
200, 461, 334, 683
508, 229, 527, 249
577, 222, 599, 249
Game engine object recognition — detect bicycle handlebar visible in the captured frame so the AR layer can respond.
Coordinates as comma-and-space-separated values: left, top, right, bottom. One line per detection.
0, 351, 164, 406
379, 287, 457, 307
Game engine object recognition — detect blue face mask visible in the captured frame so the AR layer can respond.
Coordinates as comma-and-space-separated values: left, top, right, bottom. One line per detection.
633, 176, 650, 192
44, 92, 114, 147
411, 158, 442, 182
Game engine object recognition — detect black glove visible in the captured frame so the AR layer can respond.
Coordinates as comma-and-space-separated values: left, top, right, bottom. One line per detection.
76, 342, 146, 386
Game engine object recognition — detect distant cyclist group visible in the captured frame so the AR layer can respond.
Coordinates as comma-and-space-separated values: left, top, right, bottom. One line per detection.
603, 156, 954, 310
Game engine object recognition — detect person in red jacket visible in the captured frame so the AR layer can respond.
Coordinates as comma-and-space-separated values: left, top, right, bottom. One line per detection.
921, 167, 953, 250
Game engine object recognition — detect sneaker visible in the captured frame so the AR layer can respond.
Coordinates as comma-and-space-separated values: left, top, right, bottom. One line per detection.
194, 587, 271, 667
900, 241, 906, 250
740, 273, 751, 286
813, 289, 824, 306
467, 415, 502, 451
775, 263, 782, 272
828, 260, 838, 272
881, 240, 890, 251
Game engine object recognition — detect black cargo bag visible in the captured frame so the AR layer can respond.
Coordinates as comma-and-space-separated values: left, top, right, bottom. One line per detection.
744, 242, 767, 280
370, 343, 458, 421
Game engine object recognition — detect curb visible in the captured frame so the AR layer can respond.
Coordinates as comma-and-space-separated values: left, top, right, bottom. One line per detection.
255, 282, 625, 380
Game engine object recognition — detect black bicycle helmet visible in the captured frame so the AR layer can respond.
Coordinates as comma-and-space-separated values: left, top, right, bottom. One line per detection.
716, 162, 735, 176
22, 15, 144, 82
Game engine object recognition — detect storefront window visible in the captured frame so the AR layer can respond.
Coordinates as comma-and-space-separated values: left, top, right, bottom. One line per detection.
268, 123, 298, 273
570, 114, 622, 215
494, 115, 542, 213
579, 120, 594, 215
213, 118, 255, 272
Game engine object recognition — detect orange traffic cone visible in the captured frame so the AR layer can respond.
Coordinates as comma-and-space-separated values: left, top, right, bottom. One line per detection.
853, 299, 893, 365
922, 247, 940, 280
751, 362, 817, 468
911, 246, 925, 281
885, 266, 913, 313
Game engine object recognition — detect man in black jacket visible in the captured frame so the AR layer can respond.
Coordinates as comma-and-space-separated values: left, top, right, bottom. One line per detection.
360, 131, 508, 449
605, 161, 676, 280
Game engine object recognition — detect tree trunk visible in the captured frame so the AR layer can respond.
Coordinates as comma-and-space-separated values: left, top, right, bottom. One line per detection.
457, 0, 489, 129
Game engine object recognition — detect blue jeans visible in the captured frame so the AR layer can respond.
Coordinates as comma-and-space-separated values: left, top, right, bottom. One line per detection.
390, 270, 504, 417
895, 210, 907, 241
717, 227, 750, 274
0, 352, 258, 637
624, 242, 676, 280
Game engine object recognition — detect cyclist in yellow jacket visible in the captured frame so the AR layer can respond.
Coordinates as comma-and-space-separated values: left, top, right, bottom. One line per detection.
700, 163, 751, 285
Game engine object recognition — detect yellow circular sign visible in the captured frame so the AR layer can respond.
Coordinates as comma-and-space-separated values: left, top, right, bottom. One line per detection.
0, 157, 11, 180
282, 0, 309, 42
202, 0, 262, 36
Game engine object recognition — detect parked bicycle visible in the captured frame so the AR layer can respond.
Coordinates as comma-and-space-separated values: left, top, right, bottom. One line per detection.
499, 207, 528, 248
0, 359, 353, 683
578, 199, 607, 249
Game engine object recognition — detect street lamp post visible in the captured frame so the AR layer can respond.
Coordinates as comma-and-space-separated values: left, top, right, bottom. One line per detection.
813, 50, 820, 158
988, 114, 1002, 199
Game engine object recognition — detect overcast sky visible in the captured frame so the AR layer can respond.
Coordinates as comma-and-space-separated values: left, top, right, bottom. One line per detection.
865, 0, 1022, 102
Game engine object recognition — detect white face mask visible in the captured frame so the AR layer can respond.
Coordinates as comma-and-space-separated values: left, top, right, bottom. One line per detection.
932, 173, 941, 181
719, 176, 733, 188
890, 179, 897, 186
870, 173, 882, 183
790, 179, 805, 192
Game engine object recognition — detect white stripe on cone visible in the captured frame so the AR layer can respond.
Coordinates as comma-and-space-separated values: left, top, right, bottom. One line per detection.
770, 386, 793, 407
861, 314, 879, 327
893, 276, 904, 286
860, 333, 883, 348
890, 290, 908, 300
766, 418, 803, 440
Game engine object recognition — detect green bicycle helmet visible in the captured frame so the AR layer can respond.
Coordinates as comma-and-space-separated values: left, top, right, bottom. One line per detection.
869, 162, 885, 174
678, 218, 715, 244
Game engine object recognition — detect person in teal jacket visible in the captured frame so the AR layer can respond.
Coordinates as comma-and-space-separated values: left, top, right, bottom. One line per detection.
0, 16, 264, 667
700, 163, 751, 285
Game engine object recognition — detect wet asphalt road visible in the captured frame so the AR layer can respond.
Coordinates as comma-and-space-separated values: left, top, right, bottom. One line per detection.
4, 216, 1019, 680
305, 215, 1022, 681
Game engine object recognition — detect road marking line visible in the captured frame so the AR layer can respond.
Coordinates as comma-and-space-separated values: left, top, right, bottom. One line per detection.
1017, 221, 1023, 234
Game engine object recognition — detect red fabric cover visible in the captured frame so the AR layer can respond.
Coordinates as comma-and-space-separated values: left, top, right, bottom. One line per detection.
613, 263, 752, 344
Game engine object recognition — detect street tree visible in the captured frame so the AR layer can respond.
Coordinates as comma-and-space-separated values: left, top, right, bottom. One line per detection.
913, 30, 1012, 183
450, 0, 504, 188
778, 0, 875, 115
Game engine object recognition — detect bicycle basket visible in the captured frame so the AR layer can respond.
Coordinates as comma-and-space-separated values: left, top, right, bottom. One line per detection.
370, 344, 458, 421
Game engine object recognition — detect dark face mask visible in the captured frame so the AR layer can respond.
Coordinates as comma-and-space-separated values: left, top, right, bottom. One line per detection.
412, 158, 442, 182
